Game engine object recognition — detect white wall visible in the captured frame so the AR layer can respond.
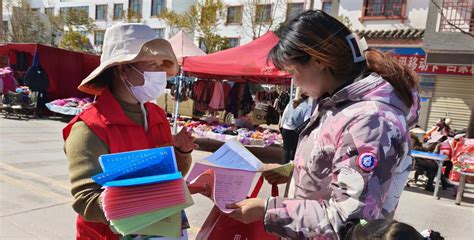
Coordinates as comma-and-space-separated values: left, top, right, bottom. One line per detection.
171, 0, 196, 13
338, 0, 429, 31
216, 0, 310, 45
212, 0, 430, 48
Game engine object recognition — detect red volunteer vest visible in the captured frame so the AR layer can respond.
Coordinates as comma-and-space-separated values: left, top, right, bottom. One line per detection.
63, 89, 172, 240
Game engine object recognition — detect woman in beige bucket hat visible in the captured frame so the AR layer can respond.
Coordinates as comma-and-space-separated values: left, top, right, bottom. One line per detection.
62, 23, 196, 240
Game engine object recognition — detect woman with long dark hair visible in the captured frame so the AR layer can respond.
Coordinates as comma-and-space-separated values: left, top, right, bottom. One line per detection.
226, 10, 419, 239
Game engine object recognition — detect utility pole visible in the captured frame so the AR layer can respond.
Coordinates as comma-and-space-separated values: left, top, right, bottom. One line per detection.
0, 0, 3, 33
309, 0, 315, 10
0, 0, 5, 44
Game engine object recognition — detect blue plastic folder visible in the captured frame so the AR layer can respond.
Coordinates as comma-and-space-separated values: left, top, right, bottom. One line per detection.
99, 147, 177, 172
104, 172, 183, 187
92, 147, 179, 186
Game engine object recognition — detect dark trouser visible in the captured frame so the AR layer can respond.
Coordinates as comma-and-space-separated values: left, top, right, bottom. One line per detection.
443, 160, 453, 179
415, 158, 438, 186
416, 158, 451, 188
282, 128, 299, 164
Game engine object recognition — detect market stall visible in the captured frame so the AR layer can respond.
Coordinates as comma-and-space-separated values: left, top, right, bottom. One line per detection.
0, 44, 99, 101
0, 85, 36, 119
180, 32, 293, 162
176, 119, 282, 147
162, 31, 207, 126
174, 118, 283, 163
45, 97, 93, 116
0, 44, 99, 117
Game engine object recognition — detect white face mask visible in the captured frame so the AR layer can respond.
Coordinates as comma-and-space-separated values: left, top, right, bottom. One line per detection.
123, 65, 167, 103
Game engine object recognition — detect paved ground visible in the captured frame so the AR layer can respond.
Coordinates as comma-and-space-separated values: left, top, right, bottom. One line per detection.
0, 117, 473, 239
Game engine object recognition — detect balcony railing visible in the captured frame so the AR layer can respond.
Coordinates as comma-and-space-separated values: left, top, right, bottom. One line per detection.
439, 0, 474, 32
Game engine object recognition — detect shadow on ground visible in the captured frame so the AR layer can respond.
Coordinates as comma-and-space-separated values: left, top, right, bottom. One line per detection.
404, 182, 474, 206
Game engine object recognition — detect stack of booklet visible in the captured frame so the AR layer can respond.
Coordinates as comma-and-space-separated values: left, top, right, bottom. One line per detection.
92, 146, 193, 238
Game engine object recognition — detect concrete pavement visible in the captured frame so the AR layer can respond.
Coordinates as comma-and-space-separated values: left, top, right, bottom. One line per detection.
0, 117, 473, 239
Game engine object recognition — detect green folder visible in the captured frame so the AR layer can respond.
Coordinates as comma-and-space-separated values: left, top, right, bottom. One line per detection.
261, 162, 294, 177
111, 184, 194, 236
133, 213, 182, 237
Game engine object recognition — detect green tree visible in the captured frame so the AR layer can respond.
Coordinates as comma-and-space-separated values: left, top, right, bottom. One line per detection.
1, 0, 49, 44
59, 31, 91, 52
159, 0, 229, 53
49, 8, 96, 52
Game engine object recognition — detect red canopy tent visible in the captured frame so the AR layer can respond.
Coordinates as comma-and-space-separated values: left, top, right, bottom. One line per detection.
0, 44, 99, 100
182, 32, 291, 84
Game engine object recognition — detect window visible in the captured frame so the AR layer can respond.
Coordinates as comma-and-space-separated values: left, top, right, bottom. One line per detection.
44, 7, 54, 16
226, 6, 243, 24
31, 8, 40, 13
286, 3, 304, 21
256, 4, 272, 23
362, 0, 406, 20
439, 0, 474, 32
60, 6, 89, 18
113, 4, 123, 20
96, 5, 107, 20
227, 38, 240, 48
153, 28, 165, 39
322, 0, 332, 13
94, 31, 105, 46
151, 0, 166, 17
129, 0, 142, 18
2, 21, 8, 35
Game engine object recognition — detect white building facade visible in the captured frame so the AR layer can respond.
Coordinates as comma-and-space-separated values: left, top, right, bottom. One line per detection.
4, 0, 325, 50
17, 0, 197, 52
2, 0, 432, 50
212, 0, 313, 47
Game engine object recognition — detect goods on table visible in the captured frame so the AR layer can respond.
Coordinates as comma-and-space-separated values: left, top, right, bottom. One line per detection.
176, 120, 282, 147
46, 97, 92, 115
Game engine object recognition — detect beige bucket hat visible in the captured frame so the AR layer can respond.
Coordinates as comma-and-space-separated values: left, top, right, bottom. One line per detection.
79, 23, 179, 95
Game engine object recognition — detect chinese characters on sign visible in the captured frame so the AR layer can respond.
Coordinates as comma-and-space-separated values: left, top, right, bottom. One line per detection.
392, 54, 473, 76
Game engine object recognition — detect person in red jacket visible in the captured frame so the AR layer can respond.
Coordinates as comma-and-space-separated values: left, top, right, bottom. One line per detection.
63, 23, 196, 240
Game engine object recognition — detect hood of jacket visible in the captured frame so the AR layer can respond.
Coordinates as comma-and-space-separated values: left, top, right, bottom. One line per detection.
319, 73, 420, 129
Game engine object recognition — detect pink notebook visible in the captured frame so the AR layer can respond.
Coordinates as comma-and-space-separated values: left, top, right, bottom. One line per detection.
102, 178, 186, 220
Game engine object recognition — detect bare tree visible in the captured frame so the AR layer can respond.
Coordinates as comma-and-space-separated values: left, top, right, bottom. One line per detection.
241, 0, 287, 40
0, 0, 4, 36
337, 15, 352, 30
1, 0, 50, 44
159, 0, 230, 53
47, 7, 97, 52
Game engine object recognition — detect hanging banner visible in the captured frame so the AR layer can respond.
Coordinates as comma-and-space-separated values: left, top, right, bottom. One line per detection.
379, 48, 473, 76
391, 54, 473, 76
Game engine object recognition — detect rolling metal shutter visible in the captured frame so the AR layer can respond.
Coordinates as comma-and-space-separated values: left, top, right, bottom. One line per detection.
427, 75, 474, 131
